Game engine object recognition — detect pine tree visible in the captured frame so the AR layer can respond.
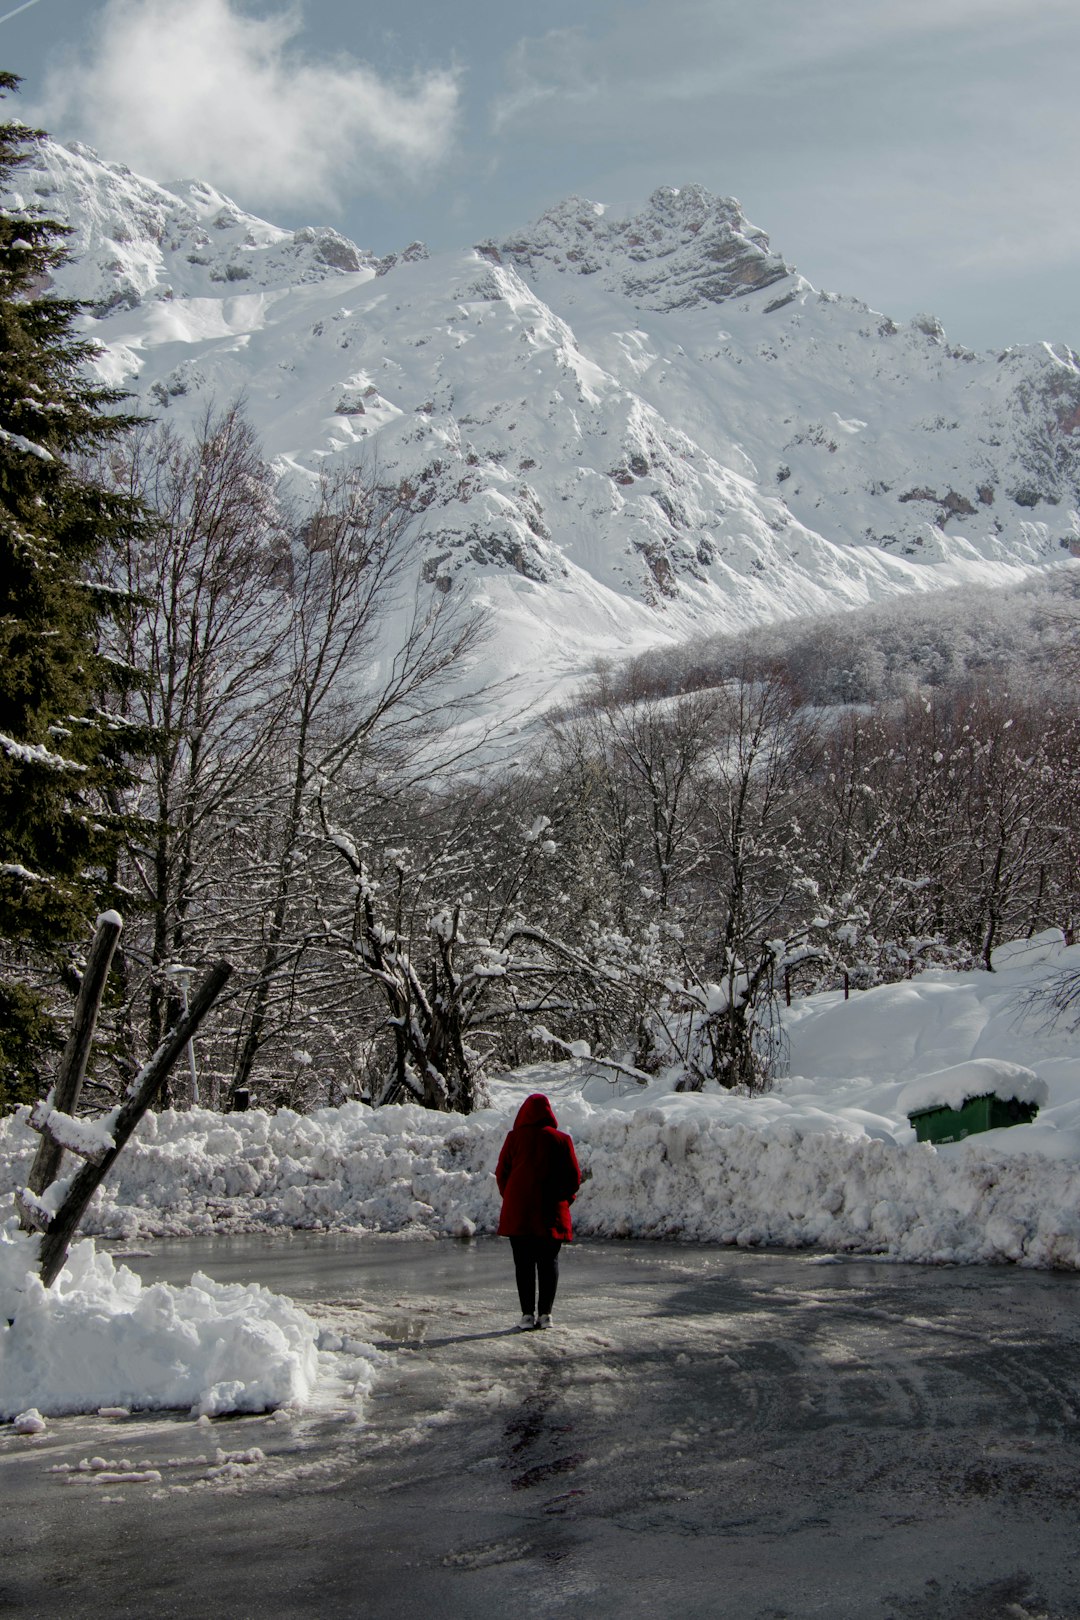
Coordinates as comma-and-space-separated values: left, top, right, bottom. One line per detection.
0, 73, 145, 1110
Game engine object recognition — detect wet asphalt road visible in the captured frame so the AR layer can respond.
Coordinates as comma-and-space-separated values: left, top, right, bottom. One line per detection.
3, 1234, 1080, 1619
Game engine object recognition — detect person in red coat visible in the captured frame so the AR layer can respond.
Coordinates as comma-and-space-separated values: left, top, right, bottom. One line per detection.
496, 1092, 581, 1330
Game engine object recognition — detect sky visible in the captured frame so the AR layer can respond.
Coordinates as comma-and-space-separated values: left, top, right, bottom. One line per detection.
1, 0, 1077, 353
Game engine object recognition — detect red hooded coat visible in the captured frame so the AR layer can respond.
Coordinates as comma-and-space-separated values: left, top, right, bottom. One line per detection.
496, 1093, 581, 1240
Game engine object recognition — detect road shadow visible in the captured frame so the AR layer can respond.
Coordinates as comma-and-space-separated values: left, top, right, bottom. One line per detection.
376, 1325, 529, 1350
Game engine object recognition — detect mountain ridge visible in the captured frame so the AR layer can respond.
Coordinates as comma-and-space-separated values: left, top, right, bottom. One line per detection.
7, 138, 1079, 711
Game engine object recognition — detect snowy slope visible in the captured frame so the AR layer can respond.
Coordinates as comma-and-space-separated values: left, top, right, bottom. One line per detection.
489, 187, 1080, 567
10, 142, 1080, 707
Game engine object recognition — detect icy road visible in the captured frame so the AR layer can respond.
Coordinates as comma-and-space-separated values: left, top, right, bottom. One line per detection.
3, 1235, 1080, 1619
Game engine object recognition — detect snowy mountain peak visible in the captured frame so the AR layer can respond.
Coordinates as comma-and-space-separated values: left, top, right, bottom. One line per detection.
6, 137, 388, 315
5, 137, 1080, 716
483, 183, 796, 311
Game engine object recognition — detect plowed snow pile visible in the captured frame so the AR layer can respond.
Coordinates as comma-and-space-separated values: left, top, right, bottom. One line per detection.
3, 932, 1078, 1420
0, 1224, 330, 1419
3, 933, 1078, 1277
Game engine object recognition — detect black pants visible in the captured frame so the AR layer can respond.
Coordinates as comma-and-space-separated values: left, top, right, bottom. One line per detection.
509, 1236, 562, 1316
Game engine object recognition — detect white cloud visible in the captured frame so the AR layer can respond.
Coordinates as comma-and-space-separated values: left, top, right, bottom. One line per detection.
494, 0, 1080, 126
493, 27, 601, 132
32, 0, 460, 212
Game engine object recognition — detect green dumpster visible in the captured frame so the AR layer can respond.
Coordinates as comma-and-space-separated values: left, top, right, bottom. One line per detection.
907, 1091, 1040, 1145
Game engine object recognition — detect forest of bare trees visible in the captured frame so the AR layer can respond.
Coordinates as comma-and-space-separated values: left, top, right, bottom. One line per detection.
8, 403, 1080, 1118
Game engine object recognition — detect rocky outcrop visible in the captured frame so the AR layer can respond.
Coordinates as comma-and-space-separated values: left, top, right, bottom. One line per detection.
488, 185, 797, 312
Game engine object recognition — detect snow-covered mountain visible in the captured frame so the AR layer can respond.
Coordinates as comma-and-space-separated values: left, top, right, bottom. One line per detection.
10, 139, 1080, 708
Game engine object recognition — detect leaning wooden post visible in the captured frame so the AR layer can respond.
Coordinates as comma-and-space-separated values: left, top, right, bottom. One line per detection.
34, 960, 233, 1289
19, 912, 124, 1228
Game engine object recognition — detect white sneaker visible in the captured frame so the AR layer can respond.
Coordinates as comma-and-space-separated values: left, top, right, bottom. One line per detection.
517, 1314, 536, 1331
536, 1313, 552, 1330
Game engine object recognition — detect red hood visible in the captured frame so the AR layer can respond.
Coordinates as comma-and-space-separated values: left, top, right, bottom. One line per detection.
514, 1092, 558, 1129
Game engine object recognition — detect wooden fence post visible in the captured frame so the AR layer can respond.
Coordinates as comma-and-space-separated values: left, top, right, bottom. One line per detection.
19, 912, 123, 1229
33, 960, 233, 1288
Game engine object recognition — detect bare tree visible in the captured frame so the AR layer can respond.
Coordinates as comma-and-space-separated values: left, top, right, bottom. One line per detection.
691, 667, 823, 1087
228, 464, 487, 1098
104, 406, 290, 1085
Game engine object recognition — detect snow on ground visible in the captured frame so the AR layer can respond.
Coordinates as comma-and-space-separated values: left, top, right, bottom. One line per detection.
1, 933, 1078, 1265
0, 1220, 382, 1422
3, 931, 1080, 1420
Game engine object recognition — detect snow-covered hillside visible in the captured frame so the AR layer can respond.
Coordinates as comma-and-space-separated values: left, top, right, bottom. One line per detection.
8, 140, 1080, 707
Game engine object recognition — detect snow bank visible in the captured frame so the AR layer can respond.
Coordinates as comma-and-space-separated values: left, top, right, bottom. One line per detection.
0, 1219, 332, 1420
2, 936, 1079, 1275
571, 1108, 1080, 1266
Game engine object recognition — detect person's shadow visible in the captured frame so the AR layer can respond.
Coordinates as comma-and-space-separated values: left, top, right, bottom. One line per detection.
377, 1326, 536, 1350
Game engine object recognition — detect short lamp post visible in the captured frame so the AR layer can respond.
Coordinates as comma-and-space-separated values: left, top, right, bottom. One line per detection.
165, 963, 200, 1107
